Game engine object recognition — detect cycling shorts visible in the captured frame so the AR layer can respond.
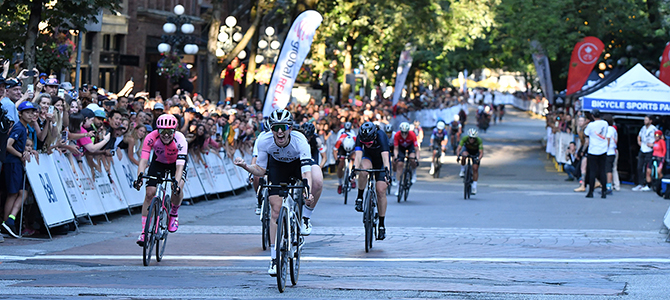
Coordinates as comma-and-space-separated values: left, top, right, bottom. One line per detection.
146, 158, 188, 187
397, 145, 416, 161
267, 156, 303, 196
647, 156, 665, 173
459, 149, 480, 165
361, 150, 386, 182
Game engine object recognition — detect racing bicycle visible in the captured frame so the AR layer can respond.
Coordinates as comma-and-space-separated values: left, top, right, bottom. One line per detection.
397, 157, 415, 202
342, 157, 352, 204
137, 172, 178, 266
432, 146, 443, 178
262, 178, 309, 293
458, 155, 478, 199
353, 168, 386, 253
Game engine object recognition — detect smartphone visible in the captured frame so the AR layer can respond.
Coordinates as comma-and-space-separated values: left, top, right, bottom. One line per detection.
25, 70, 36, 77
61, 130, 68, 142
57, 89, 65, 98
48, 105, 54, 114
27, 84, 34, 93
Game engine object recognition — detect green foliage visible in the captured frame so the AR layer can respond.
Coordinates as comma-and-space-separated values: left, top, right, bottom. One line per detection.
35, 33, 76, 73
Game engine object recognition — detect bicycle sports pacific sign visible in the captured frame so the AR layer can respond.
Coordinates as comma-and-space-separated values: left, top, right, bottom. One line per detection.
262, 10, 323, 117
582, 98, 670, 115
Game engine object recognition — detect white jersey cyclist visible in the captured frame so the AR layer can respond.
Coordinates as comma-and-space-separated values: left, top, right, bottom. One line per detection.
255, 130, 312, 171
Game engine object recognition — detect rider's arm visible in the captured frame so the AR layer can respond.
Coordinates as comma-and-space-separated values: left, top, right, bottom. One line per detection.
137, 158, 149, 178
353, 149, 363, 169
174, 132, 189, 183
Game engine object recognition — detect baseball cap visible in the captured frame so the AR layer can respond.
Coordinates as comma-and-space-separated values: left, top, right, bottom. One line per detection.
184, 107, 196, 113
153, 102, 165, 110
5, 78, 21, 89
45, 78, 59, 86
591, 108, 601, 118
94, 110, 106, 118
60, 82, 74, 91
18, 101, 37, 112
81, 108, 95, 119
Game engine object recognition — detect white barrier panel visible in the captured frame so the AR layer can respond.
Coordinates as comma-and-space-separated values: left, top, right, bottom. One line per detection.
554, 133, 573, 164
191, 154, 217, 195
664, 205, 670, 229
184, 156, 205, 198
25, 154, 75, 227
412, 105, 466, 129
203, 152, 233, 193
228, 150, 249, 189
82, 159, 127, 213
52, 152, 89, 218
111, 151, 144, 207
72, 159, 107, 216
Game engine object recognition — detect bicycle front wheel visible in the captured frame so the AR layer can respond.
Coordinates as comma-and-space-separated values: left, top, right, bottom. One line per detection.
289, 214, 301, 285
261, 198, 270, 250
143, 197, 160, 266
364, 190, 374, 252
156, 195, 170, 262
464, 164, 472, 199
276, 207, 289, 293
403, 168, 411, 202
343, 169, 350, 205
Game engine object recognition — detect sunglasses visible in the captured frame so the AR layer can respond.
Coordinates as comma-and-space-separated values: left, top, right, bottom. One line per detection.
271, 124, 291, 132
159, 129, 175, 135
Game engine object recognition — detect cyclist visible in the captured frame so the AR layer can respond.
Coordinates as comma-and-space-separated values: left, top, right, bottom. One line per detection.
449, 115, 462, 154
393, 122, 419, 195
334, 122, 357, 194
133, 114, 188, 246
233, 109, 314, 276
457, 128, 484, 195
383, 124, 396, 184
353, 122, 391, 240
297, 122, 325, 234
429, 121, 448, 175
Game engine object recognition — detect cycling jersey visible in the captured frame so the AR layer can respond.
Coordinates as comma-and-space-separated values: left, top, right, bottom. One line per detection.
255, 131, 312, 173
335, 133, 355, 157
431, 128, 446, 143
450, 121, 461, 133
459, 135, 483, 152
394, 130, 418, 148
252, 131, 272, 157
354, 128, 390, 181
336, 128, 356, 138
141, 130, 188, 165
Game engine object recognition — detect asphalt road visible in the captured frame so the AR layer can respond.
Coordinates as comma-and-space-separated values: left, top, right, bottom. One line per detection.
2, 109, 670, 300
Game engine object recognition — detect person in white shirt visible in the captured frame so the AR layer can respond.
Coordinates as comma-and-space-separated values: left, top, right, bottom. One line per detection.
633, 115, 657, 191
583, 109, 609, 198
604, 115, 617, 195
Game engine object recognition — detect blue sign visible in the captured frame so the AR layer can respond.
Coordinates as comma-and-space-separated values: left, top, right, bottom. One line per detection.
39, 173, 57, 203
583, 97, 670, 115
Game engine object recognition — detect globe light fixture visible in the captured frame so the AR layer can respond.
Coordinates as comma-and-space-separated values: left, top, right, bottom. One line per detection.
163, 23, 177, 34
216, 49, 225, 57
265, 26, 275, 37
270, 40, 281, 50
255, 55, 265, 64
218, 32, 229, 42
233, 32, 243, 42
158, 43, 171, 53
181, 23, 195, 34
258, 40, 268, 49
238, 50, 247, 59
225, 16, 237, 28
174, 5, 185, 15
184, 44, 199, 55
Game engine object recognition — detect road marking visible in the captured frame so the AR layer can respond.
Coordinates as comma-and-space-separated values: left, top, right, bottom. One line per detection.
2, 254, 670, 264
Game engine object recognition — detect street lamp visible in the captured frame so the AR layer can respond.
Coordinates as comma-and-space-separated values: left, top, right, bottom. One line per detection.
255, 26, 280, 64
217, 16, 244, 59
159, 4, 199, 55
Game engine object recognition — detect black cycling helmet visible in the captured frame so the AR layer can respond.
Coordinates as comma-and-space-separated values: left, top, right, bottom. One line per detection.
301, 122, 316, 139
359, 122, 378, 143
269, 109, 293, 125
384, 123, 393, 133
344, 121, 352, 130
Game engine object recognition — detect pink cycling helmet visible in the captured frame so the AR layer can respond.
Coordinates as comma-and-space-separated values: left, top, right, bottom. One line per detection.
156, 114, 178, 129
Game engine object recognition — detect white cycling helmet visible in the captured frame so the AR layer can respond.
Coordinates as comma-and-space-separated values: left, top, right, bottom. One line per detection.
436, 122, 446, 130
399, 122, 410, 133
468, 128, 478, 138
453, 115, 460, 122
342, 136, 355, 152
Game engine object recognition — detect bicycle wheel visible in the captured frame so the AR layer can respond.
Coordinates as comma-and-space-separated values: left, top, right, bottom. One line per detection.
261, 197, 270, 250
464, 163, 472, 199
364, 189, 374, 252
403, 168, 411, 202
435, 159, 441, 178
397, 169, 404, 203
289, 213, 301, 285
156, 195, 170, 262
343, 168, 350, 205
143, 197, 160, 266
276, 207, 288, 293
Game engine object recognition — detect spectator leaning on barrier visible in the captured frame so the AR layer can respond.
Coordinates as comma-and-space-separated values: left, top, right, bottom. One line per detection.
2, 101, 37, 238
633, 115, 657, 191
583, 109, 609, 198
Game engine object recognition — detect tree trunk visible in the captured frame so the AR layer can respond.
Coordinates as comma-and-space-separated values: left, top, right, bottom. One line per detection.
341, 36, 355, 102
245, 7, 262, 100
207, 0, 223, 102
24, 0, 42, 72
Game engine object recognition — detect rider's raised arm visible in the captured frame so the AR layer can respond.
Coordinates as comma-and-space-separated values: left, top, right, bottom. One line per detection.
174, 131, 188, 166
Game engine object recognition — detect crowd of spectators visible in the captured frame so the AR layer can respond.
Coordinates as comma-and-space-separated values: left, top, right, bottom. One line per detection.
0, 61, 471, 240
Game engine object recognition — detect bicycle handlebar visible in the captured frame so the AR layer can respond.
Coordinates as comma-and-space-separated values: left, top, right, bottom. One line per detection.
261, 178, 310, 194
137, 172, 178, 184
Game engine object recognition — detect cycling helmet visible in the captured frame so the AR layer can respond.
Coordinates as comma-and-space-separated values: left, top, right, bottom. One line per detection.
436, 121, 446, 130
293, 122, 302, 131
453, 115, 460, 122
263, 118, 271, 132
468, 128, 478, 138
384, 123, 393, 133
358, 122, 378, 143
344, 121, 352, 130
399, 122, 410, 133
655, 130, 663, 136
156, 114, 178, 129
342, 136, 356, 152
269, 109, 293, 125
301, 122, 316, 139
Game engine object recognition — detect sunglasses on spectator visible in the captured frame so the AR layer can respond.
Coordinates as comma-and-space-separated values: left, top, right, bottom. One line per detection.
271, 124, 290, 132
159, 129, 175, 135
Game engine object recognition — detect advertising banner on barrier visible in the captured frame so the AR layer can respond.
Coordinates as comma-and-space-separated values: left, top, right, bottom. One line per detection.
229, 150, 250, 189
25, 154, 75, 227
71, 159, 107, 216
204, 153, 233, 193
52, 152, 89, 218
82, 159, 127, 213
191, 154, 217, 195
184, 157, 205, 198
111, 151, 144, 207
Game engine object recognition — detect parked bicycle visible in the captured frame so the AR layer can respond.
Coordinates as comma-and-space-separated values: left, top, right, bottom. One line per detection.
353, 168, 386, 252
458, 155, 478, 199
137, 172, 178, 266
262, 178, 309, 293
397, 157, 415, 202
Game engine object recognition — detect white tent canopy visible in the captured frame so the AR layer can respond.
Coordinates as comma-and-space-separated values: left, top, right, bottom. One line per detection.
582, 64, 670, 115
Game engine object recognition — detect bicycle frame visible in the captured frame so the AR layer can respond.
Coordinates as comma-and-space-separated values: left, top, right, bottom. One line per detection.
139, 171, 176, 266
353, 168, 385, 252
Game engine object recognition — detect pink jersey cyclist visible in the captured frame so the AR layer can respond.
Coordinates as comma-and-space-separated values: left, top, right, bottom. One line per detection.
141, 130, 188, 165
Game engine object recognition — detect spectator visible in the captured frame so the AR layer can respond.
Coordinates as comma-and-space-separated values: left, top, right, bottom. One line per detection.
583, 109, 608, 198
2, 101, 37, 238
125, 123, 147, 166
643, 130, 666, 192
604, 114, 617, 194
564, 142, 579, 181
633, 115, 657, 191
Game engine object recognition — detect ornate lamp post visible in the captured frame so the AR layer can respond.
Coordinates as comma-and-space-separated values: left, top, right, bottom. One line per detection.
216, 16, 245, 59
255, 26, 281, 65
158, 5, 199, 55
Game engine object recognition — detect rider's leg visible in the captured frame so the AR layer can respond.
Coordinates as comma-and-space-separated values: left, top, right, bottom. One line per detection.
376, 178, 388, 221
253, 175, 262, 208
170, 179, 186, 210
336, 158, 345, 184
409, 152, 418, 182
141, 186, 157, 233
472, 162, 480, 189
430, 149, 437, 173
355, 159, 372, 212
268, 194, 282, 259
460, 150, 469, 175
646, 166, 652, 185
